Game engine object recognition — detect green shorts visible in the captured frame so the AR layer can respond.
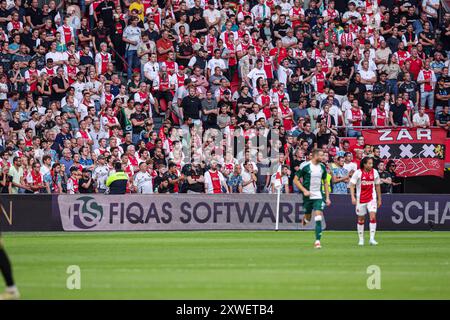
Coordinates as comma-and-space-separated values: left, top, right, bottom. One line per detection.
303, 198, 325, 215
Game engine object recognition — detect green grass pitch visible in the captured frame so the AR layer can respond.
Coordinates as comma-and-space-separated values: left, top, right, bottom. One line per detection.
2, 231, 450, 299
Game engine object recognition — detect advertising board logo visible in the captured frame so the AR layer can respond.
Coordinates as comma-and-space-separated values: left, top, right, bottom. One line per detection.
0, 201, 12, 225
69, 196, 103, 229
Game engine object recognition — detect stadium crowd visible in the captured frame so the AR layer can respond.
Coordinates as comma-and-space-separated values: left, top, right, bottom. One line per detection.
0, 0, 449, 195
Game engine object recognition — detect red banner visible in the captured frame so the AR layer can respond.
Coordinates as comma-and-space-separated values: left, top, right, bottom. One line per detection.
362, 128, 447, 178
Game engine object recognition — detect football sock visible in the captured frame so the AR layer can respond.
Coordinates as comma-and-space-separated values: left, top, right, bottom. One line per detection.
314, 215, 322, 241
357, 221, 365, 242
0, 247, 14, 287
369, 219, 377, 241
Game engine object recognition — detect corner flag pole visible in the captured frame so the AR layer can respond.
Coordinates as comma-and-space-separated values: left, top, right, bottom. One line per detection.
275, 185, 281, 231
274, 165, 282, 231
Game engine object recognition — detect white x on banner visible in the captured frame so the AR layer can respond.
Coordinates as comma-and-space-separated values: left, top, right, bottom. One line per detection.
379, 145, 391, 158
422, 144, 436, 158
399, 144, 414, 158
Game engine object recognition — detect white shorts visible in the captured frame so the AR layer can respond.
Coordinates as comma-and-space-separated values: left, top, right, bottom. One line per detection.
356, 199, 377, 216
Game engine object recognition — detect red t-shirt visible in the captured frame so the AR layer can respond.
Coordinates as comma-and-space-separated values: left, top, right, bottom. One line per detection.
406, 57, 422, 80
209, 171, 222, 194
359, 169, 376, 203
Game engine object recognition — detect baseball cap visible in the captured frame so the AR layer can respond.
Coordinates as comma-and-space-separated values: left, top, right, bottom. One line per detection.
179, 65, 185, 70
224, 89, 231, 95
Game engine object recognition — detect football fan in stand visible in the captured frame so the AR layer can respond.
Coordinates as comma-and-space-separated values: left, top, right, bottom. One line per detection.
349, 157, 382, 246
293, 149, 331, 249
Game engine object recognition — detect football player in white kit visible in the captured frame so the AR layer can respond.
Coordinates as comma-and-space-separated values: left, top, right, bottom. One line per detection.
349, 157, 382, 246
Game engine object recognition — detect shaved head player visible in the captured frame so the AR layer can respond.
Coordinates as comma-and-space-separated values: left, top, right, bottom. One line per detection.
293, 149, 331, 249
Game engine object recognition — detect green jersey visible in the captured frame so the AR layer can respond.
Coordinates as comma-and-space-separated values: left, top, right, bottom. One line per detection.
295, 162, 327, 200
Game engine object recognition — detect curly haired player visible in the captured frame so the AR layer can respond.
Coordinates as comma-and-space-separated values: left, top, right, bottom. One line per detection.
349, 157, 382, 246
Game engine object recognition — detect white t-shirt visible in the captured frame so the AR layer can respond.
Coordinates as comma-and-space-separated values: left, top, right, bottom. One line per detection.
359, 69, 376, 90
143, 61, 160, 81
343, 162, 357, 174
247, 67, 267, 88
134, 171, 154, 194
328, 105, 343, 125
413, 113, 430, 127
207, 58, 226, 72
241, 170, 256, 194
123, 26, 142, 51
93, 165, 110, 190
0, 82, 8, 100
203, 8, 221, 25
45, 51, 64, 64
422, 0, 439, 17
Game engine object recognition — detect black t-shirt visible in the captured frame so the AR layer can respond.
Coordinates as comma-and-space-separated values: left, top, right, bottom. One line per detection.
331, 73, 349, 96
26, 7, 43, 27
0, 52, 11, 70
316, 132, 332, 148
334, 58, 353, 77
311, 24, 324, 39
287, 82, 302, 103
300, 58, 316, 73
236, 95, 253, 109
21, 33, 37, 52
130, 111, 147, 135
95, 1, 116, 28
0, 8, 9, 29
390, 103, 407, 126
305, 8, 320, 26
120, 142, 133, 152
380, 21, 393, 40
405, 12, 419, 25
186, 168, 205, 193
399, 81, 418, 102
435, 86, 449, 108
181, 95, 202, 120
0, 174, 11, 193
92, 27, 109, 49
419, 31, 434, 47
379, 171, 392, 193
386, 36, 401, 53
389, 13, 401, 26
359, 97, 376, 119
298, 132, 317, 150
274, 23, 289, 38
8, 120, 22, 131
80, 53, 94, 66
190, 17, 207, 37
79, 178, 96, 193
177, 43, 194, 66
163, 172, 179, 193
373, 157, 382, 172
437, 111, 450, 125
348, 81, 366, 98
51, 76, 66, 101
